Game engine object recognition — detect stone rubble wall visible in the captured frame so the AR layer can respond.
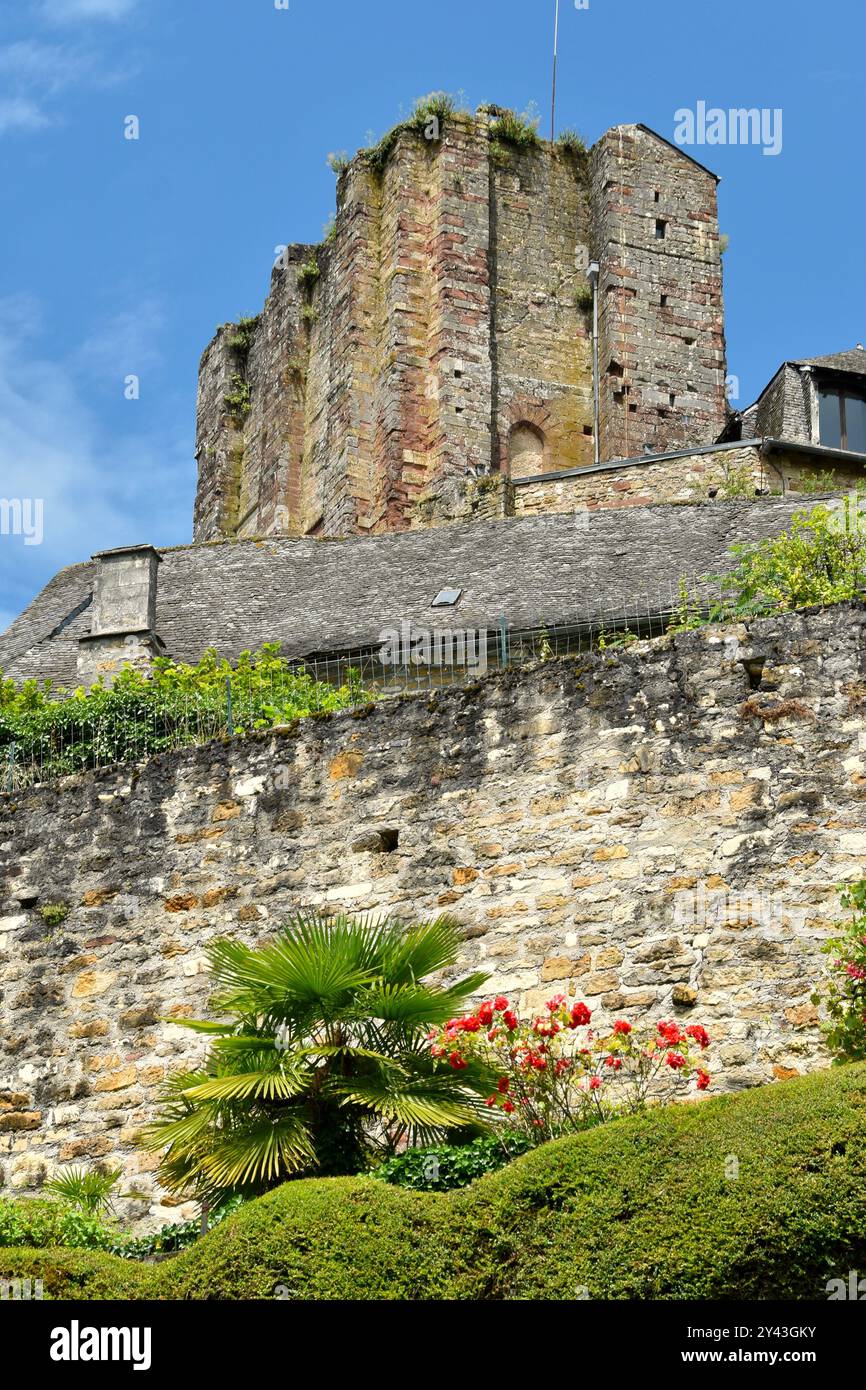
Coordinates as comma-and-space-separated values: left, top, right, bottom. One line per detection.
3, 606, 864, 1226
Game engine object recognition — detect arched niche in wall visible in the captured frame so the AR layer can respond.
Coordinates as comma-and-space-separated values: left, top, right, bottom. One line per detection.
507, 422, 546, 479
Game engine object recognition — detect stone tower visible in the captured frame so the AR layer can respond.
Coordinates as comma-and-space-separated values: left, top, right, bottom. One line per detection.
193, 110, 727, 542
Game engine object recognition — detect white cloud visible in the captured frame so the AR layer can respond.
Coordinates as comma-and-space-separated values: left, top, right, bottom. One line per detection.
0, 40, 99, 95
0, 36, 131, 137
75, 300, 167, 380
0, 294, 193, 636
37, 0, 138, 22
0, 97, 53, 135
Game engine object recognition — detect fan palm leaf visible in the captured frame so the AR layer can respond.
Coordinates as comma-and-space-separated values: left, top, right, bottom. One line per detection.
148, 912, 491, 1201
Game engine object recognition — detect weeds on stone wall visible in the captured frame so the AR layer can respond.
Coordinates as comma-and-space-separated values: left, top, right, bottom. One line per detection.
668, 502, 866, 631
297, 254, 321, 292
223, 373, 251, 423
488, 104, 541, 165
359, 92, 469, 176
222, 315, 260, 424
556, 127, 589, 178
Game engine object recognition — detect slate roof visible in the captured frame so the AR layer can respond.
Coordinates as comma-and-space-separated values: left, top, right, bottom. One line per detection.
795, 348, 866, 375
740, 349, 866, 443
0, 498, 829, 688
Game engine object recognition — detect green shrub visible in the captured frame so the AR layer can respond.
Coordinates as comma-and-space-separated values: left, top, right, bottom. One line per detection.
39, 903, 69, 927
573, 282, 593, 314
0, 1199, 113, 1251
556, 128, 588, 168
710, 501, 866, 619
795, 468, 839, 494
297, 255, 320, 292
489, 105, 541, 154
223, 372, 251, 423
359, 92, 468, 174
373, 1134, 534, 1191
158, 1064, 866, 1301
225, 316, 260, 356
0, 1248, 152, 1300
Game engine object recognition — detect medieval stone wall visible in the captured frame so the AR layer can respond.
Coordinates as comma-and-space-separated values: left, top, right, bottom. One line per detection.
193, 113, 727, 543
591, 126, 727, 464
2, 606, 864, 1225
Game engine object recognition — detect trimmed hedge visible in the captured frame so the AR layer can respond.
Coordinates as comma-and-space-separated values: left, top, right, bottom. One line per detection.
4, 1065, 865, 1300
0, 1248, 152, 1300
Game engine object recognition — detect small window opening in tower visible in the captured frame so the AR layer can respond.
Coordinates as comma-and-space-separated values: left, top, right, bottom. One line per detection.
655, 219, 667, 240
661, 294, 668, 307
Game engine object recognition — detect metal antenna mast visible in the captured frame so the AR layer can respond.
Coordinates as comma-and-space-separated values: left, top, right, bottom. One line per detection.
551, 0, 560, 143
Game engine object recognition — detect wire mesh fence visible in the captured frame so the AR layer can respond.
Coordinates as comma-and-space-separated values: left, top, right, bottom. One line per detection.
2, 576, 727, 793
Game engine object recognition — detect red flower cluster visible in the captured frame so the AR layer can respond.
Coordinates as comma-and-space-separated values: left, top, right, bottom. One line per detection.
430, 995, 713, 1137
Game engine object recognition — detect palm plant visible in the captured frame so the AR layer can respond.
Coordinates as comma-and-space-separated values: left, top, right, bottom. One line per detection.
145, 913, 492, 1202
46, 1165, 122, 1216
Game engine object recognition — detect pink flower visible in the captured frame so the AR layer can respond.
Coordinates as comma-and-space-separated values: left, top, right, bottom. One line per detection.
547, 994, 566, 1012
613, 1020, 632, 1036
685, 1024, 710, 1049
569, 1003, 592, 1028
589, 1077, 602, 1090
666, 1051, 686, 1070
494, 996, 509, 1012
696, 1069, 711, 1091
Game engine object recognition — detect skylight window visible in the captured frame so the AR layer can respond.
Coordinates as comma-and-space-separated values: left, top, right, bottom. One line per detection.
432, 588, 462, 608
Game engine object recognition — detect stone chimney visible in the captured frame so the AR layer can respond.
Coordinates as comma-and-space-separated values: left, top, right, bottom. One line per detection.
77, 544, 166, 686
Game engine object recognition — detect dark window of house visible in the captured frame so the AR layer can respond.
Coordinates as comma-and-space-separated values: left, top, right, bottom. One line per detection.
819, 388, 866, 452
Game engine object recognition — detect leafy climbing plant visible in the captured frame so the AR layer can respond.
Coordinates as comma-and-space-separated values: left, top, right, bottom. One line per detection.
0, 643, 371, 784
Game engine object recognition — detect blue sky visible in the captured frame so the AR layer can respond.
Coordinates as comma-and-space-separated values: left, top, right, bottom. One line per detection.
1, 0, 863, 637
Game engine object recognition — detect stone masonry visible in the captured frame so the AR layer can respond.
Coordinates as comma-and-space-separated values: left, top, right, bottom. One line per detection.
193, 112, 727, 542
2, 605, 865, 1225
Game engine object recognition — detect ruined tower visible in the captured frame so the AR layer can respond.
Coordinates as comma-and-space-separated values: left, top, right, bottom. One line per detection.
193, 110, 727, 542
